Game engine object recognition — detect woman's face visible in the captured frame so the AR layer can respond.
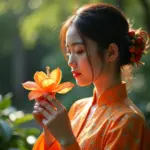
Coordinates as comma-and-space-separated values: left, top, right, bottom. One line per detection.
65, 24, 103, 86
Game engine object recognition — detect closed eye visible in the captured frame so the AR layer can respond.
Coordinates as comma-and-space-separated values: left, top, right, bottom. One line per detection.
76, 50, 84, 54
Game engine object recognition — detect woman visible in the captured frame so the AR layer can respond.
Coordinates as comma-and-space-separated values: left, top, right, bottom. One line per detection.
32, 3, 150, 150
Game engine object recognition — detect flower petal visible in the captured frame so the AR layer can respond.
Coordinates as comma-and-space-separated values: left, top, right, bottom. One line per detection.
53, 82, 74, 94
28, 91, 45, 100
41, 78, 55, 88
22, 81, 41, 91
34, 71, 47, 87
50, 68, 62, 85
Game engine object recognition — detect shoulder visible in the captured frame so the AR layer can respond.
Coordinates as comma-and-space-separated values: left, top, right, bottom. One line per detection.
73, 96, 93, 107
68, 96, 92, 119
105, 101, 147, 133
110, 98, 146, 124
69, 96, 92, 112
103, 104, 148, 150
109, 109, 146, 131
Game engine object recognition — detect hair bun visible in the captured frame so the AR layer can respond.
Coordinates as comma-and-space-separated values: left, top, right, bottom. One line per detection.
128, 29, 149, 67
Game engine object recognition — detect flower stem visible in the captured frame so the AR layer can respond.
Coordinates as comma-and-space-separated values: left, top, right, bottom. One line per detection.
46, 66, 50, 77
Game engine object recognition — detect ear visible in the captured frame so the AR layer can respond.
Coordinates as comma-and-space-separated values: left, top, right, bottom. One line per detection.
106, 43, 119, 62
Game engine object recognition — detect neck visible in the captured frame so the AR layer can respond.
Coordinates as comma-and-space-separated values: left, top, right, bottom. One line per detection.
93, 73, 121, 106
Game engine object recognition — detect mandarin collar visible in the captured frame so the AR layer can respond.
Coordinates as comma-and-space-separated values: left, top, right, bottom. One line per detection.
92, 82, 127, 107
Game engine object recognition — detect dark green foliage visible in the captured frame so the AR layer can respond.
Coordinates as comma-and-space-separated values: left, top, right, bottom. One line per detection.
0, 93, 40, 150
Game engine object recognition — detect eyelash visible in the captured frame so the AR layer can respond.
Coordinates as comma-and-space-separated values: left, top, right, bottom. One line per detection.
66, 50, 84, 56
76, 50, 84, 54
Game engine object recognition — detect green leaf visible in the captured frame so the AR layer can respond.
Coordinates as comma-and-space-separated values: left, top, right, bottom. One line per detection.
0, 93, 13, 110
0, 119, 12, 142
2, 106, 17, 116
14, 114, 33, 126
15, 128, 40, 136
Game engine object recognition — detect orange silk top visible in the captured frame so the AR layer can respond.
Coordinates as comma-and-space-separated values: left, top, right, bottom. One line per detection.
33, 82, 150, 150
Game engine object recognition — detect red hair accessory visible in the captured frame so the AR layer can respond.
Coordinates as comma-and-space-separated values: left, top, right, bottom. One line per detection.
128, 30, 149, 67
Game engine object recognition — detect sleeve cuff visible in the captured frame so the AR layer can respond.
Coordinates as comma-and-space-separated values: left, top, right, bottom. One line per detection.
60, 140, 81, 150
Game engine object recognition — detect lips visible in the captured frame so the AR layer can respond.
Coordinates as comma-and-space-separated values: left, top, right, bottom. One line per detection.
71, 71, 81, 78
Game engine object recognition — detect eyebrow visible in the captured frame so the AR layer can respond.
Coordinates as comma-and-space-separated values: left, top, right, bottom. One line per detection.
65, 41, 84, 48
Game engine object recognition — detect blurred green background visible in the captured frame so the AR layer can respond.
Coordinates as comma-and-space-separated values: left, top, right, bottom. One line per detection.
0, 0, 150, 149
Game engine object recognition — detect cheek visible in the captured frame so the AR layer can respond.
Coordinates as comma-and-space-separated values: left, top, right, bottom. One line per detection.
91, 55, 103, 76
75, 55, 94, 86
78, 55, 91, 73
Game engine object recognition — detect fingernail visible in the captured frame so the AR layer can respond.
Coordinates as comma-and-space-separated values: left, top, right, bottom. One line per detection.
33, 110, 38, 114
35, 102, 39, 106
42, 119, 47, 124
34, 105, 38, 109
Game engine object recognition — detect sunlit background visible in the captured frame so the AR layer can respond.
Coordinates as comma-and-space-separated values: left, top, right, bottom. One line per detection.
0, 0, 150, 149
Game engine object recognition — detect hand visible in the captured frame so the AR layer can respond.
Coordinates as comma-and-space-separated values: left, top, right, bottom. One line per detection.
33, 96, 56, 127
38, 94, 76, 147
33, 100, 45, 127
33, 99, 56, 147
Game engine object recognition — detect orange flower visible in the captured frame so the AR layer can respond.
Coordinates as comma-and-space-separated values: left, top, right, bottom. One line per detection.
22, 66, 74, 100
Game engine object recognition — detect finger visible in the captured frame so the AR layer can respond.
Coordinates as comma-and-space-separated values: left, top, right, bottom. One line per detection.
47, 98, 60, 111
39, 101, 57, 114
35, 106, 49, 117
34, 105, 41, 111
35, 100, 52, 111
40, 108, 52, 120
35, 102, 40, 107
43, 94, 56, 107
47, 96, 63, 110
33, 110, 38, 114
32, 110, 41, 116
44, 93, 49, 98
34, 104, 44, 111
36, 95, 45, 101
33, 106, 43, 116
45, 94, 53, 102
45, 95, 55, 105
32, 110, 45, 127
42, 119, 48, 125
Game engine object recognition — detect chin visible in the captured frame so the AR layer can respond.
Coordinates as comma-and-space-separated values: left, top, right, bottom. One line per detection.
76, 80, 92, 87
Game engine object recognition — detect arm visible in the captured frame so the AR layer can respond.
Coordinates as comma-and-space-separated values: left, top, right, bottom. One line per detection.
33, 101, 82, 150
103, 113, 145, 150
32, 101, 58, 150
43, 127, 56, 148
57, 101, 81, 150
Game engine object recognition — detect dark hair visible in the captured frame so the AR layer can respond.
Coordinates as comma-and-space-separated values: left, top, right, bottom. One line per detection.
60, 3, 149, 76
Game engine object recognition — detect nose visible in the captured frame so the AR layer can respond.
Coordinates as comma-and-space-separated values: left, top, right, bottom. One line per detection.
68, 55, 77, 68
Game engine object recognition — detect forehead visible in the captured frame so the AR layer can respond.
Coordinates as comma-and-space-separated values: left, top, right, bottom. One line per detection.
66, 24, 83, 46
